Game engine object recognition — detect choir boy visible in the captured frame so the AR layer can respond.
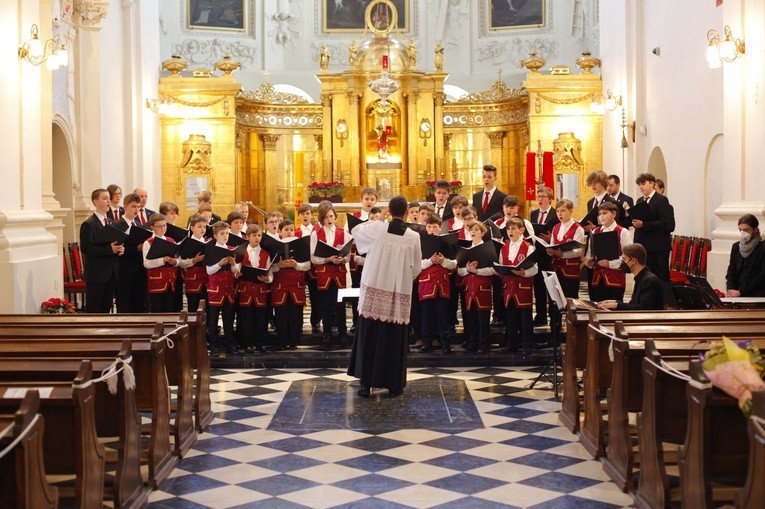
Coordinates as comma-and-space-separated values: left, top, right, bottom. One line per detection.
272, 219, 310, 350
418, 214, 457, 353
234, 224, 272, 353
182, 214, 208, 313
547, 199, 585, 299
418, 202, 435, 224
115, 193, 148, 313
206, 221, 238, 357
296, 203, 320, 332
432, 180, 454, 219
143, 213, 180, 313
458, 221, 494, 353
348, 187, 379, 331
265, 212, 281, 240
159, 201, 184, 311
584, 202, 632, 302
80, 188, 123, 313
407, 201, 421, 223
445, 196, 468, 231
106, 184, 124, 222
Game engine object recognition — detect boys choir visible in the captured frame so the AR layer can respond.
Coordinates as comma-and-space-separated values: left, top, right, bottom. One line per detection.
79, 166, 670, 357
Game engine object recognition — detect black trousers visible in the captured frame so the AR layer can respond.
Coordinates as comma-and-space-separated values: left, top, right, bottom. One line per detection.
558, 272, 580, 299
351, 268, 363, 326
275, 300, 303, 347
116, 277, 147, 313
150, 291, 175, 313
172, 277, 184, 312
186, 289, 207, 315
320, 282, 347, 335
208, 302, 234, 348
505, 302, 533, 351
533, 272, 550, 321
239, 305, 267, 347
464, 308, 491, 349
646, 250, 670, 282
409, 280, 421, 340
306, 278, 321, 327
420, 297, 451, 348
86, 279, 116, 313
589, 284, 625, 302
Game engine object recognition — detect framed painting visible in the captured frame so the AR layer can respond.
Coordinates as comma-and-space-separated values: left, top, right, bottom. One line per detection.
489, 0, 545, 31
188, 0, 247, 32
323, 0, 409, 33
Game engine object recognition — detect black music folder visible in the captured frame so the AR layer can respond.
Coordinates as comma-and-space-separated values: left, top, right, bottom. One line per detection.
534, 237, 584, 252
179, 237, 208, 260
406, 222, 427, 234
346, 214, 367, 234
591, 230, 620, 261
579, 206, 600, 228
532, 223, 552, 236
204, 242, 247, 266
628, 200, 656, 222
165, 223, 190, 243
95, 224, 128, 245
260, 234, 311, 263
146, 237, 184, 260
486, 219, 509, 241
226, 233, 248, 247
239, 260, 275, 282
492, 249, 539, 275
454, 241, 498, 268
420, 232, 458, 260
314, 238, 354, 258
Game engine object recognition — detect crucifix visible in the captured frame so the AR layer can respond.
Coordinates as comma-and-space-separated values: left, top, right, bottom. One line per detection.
498, 68, 503, 82
263, 69, 270, 83
535, 139, 545, 187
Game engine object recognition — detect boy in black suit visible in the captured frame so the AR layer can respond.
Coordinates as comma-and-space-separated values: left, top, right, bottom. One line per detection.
115, 193, 148, 313
79, 188, 124, 313
607, 174, 634, 228
432, 180, 454, 220
473, 164, 507, 222
630, 173, 674, 282
529, 186, 559, 325
106, 184, 124, 222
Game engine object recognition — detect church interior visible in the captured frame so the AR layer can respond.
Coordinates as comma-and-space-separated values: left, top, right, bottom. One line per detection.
2, 0, 765, 508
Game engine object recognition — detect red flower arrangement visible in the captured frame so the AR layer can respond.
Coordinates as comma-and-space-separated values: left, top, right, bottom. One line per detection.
449, 180, 463, 194
425, 180, 437, 195
41, 297, 76, 314
308, 181, 345, 198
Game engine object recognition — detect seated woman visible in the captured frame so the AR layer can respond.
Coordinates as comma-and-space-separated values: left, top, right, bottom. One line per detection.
726, 214, 765, 297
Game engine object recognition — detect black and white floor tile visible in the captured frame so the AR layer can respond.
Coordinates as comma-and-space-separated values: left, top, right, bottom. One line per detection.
148, 367, 634, 508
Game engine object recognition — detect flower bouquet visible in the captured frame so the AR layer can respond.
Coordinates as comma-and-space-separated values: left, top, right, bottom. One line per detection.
701, 336, 765, 417
449, 180, 463, 194
41, 297, 76, 314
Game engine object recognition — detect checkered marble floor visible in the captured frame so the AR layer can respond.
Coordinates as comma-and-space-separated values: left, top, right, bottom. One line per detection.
148, 367, 634, 509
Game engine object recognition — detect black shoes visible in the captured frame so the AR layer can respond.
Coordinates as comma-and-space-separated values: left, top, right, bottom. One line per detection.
533, 315, 548, 326
532, 341, 553, 350
357, 385, 370, 398
418, 345, 433, 353
388, 388, 403, 397
312, 324, 322, 334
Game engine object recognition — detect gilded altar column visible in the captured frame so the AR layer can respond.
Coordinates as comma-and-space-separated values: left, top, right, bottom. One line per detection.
434, 92, 446, 179
487, 131, 506, 181
261, 134, 280, 213
347, 92, 361, 187
405, 89, 419, 186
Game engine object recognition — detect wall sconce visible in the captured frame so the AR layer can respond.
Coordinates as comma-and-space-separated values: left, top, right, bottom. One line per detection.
18, 24, 69, 70
590, 89, 622, 114
707, 25, 745, 68
419, 118, 432, 146
335, 119, 348, 147
604, 89, 622, 111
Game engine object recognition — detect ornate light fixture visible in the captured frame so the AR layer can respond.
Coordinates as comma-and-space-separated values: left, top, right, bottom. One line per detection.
18, 24, 68, 70
707, 25, 745, 68
366, 0, 400, 112
368, 55, 399, 112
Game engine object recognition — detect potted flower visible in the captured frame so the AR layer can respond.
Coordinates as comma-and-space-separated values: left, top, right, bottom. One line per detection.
41, 297, 76, 314
307, 181, 345, 203
425, 180, 436, 201
449, 180, 463, 196
328, 181, 345, 202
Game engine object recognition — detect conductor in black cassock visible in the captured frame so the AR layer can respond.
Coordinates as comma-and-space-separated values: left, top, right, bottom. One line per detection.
348, 196, 422, 397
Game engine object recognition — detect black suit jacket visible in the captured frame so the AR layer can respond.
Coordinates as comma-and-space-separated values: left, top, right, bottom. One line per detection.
107, 206, 125, 222
586, 193, 617, 211
115, 218, 147, 284
432, 201, 454, 221
633, 192, 674, 252
616, 268, 664, 310
473, 188, 507, 222
79, 214, 119, 284
136, 208, 156, 226
610, 192, 634, 228
530, 207, 560, 270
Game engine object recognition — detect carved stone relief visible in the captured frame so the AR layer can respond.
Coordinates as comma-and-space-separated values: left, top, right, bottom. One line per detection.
477, 39, 559, 68
173, 39, 258, 69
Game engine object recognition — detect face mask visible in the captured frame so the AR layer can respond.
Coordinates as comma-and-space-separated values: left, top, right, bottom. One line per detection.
740, 231, 752, 243
621, 260, 631, 273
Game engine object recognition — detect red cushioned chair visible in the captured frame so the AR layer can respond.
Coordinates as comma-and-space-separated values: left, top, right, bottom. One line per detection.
64, 242, 87, 311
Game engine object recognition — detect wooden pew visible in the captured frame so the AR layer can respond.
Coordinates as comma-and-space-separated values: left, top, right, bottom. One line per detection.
0, 320, 196, 457
580, 318, 765, 461
736, 390, 765, 509
560, 306, 765, 434
0, 390, 58, 509
0, 323, 183, 488
0, 361, 105, 509
0, 301, 213, 433
679, 361, 749, 508
0, 342, 148, 509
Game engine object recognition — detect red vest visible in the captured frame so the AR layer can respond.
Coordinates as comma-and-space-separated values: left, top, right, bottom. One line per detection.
418, 263, 451, 301
463, 273, 493, 311
313, 227, 347, 290
500, 240, 534, 308
237, 248, 270, 307
272, 267, 307, 306
207, 244, 236, 306
182, 238, 209, 293
591, 225, 627, 288
146, 237, 178, 294
551, 222, 583, 279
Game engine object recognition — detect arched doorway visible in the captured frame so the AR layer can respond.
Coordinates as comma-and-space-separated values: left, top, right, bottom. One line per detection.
52, 118, 76, 245
646, 146, 667, 193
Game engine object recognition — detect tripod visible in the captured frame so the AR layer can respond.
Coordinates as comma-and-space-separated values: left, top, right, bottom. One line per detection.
527, 300, 564, 397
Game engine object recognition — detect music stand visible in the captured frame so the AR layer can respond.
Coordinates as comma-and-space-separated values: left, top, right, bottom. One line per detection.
528, 271, 566, 397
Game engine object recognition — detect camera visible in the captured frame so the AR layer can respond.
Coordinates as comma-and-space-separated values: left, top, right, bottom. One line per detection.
652, 47, 661, 56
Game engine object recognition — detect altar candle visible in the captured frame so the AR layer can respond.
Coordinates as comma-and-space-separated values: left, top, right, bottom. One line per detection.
426, 158, 432, 178
382, 55, 389, 70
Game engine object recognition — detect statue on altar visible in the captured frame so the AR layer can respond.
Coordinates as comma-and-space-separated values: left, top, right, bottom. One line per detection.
376, 124, 389, 161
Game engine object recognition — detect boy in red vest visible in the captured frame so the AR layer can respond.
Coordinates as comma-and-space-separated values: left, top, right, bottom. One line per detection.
143, 213, 180, 313
272, 219, 311, 350
585, 202, 632, 302
206, 221, 238, 357
418, 214, 457, 353
348, 187, 378, 332
547, 199, 584, 299
497, 217, 537, 356
181, 214, 209, 313
457, 221, 494, 353
295, 203, 321, 333
310, 201, 351, 349
234, 224, 272, 353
